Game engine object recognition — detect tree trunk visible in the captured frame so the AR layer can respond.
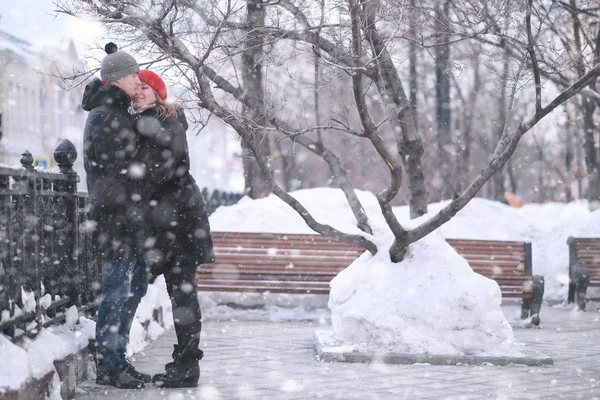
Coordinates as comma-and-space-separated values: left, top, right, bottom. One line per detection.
491, 40, 512, 203
507, 158, 518, 195
242, 0, 271, 199
564, 110, 573, 203
569, 0, 600, 209
455, 51, 480, 192
583, 96, 600, 209
359, 0, 427, 218
537, 144, 545, 202
408, 0, 418, 130
435, 0, 453, 200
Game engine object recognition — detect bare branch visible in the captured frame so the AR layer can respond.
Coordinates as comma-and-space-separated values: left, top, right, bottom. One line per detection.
407, 62, 600, 244
278, 0, 311, 29
526, 0, 542, 114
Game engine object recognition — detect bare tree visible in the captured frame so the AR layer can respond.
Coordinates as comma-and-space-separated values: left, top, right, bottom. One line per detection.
458, 0, 600, 207
241, 0, 271, 198
435, 0, 453, 199
57, 0, 600, 261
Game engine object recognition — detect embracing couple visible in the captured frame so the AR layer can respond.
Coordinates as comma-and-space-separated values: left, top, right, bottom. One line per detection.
81, 43, 215, 389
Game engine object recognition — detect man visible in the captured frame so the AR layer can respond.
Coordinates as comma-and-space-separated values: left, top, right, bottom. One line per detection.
82, 42, 151, 389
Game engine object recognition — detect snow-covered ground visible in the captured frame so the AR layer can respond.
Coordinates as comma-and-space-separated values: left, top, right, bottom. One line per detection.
0, 276, 171, 396
207, 188, 600, 355
3, 188, 599, 395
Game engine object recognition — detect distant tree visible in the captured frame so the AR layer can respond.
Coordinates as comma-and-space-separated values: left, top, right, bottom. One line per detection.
241, 0, 271, 198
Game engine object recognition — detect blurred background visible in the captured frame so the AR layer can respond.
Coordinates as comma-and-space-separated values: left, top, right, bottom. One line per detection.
0, 0, 244, 193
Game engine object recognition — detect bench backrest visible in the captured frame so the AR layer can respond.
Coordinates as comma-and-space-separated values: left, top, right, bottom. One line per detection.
567, 237, 600, 284
197, 232, 365, 294
446, 239, 532, 298
197, 232, 532, 297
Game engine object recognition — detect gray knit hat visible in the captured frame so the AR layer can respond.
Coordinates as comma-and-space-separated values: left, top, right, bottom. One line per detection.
100, 42, 139, 82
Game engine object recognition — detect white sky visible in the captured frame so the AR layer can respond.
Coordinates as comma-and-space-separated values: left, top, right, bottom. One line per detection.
1, 0, 105, 59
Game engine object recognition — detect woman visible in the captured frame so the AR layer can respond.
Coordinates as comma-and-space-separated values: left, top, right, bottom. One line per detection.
133, 69, 215, 388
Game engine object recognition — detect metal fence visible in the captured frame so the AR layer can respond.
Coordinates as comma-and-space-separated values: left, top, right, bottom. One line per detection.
0, 139, 99, 343
0, 140, 243, 343
202, 188, 244, 215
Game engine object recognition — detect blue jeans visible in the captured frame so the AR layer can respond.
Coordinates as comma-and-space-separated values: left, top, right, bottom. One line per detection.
95, 257, 149, 372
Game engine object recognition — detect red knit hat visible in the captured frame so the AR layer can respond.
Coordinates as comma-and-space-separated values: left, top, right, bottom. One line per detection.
139, 69, 167, 101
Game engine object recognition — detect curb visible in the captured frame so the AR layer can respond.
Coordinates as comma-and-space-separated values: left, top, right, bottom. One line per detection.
0, 344, 89, 400
314, 330, 554, 367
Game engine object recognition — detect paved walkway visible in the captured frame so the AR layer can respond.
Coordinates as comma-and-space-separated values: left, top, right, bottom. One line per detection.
76, 304, 600, 399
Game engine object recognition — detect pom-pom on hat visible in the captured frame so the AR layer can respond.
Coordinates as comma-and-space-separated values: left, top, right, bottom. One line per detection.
100, 42, 140, 82
139, 69, 168, 101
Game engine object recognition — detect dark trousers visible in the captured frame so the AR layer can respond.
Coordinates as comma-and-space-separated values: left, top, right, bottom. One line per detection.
96, 257, 149, 371
163, 260, 202, 359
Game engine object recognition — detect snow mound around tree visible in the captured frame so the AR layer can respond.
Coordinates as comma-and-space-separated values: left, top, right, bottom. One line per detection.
329, 231, 521, 356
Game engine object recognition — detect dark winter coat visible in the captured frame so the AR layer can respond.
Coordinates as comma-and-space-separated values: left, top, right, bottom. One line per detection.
133, 106, 215, 274
82, 78, 145, 260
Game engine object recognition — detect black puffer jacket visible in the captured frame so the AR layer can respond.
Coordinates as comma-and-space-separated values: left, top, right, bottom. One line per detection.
134, 107, 215, 274
82, 78, 145, 260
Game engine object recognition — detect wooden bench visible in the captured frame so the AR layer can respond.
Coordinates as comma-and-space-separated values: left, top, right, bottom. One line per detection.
197, 232, 365, 295
446, 239, 544, 325
566, 237, 600, 310
197, 232, 544, 324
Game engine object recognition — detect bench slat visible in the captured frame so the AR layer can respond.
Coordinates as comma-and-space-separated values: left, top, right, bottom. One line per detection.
215, 248, 363, 256
195, 285, 331, 295
211, 257, 354, 268
213, 242, 363, 251
196, 271, 338, 280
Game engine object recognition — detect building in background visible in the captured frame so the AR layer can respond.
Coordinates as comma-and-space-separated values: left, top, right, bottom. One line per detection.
0, 27, 244, 194
0, 29, 86, 181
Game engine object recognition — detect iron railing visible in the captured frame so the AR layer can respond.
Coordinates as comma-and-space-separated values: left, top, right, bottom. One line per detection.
0, 139, 99, 342
202, 188, 244, 215
0, 140, 242, 343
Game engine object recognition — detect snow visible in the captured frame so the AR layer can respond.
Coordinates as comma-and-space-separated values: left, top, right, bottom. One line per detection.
3, 187, 600, 393
329, 232, 519, 356
0, 278, 170, 395
0, 306, 93, 392
208, 188, 600, 355
211, 188, 600, 302
0, 335, 28, 390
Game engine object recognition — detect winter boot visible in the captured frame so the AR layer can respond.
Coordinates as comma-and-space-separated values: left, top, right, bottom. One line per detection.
96, 361, 145, 389
152, 345, 203, 388
122, 359, 152, 383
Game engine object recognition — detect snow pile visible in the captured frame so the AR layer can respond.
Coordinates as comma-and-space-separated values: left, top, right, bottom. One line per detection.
210, 187, 384, 236
208, 187, 600, 355
329, 232, 519, 356
517, 201, 600, 299
435, 198, 530, 241
0, 278, 171, 395
210, 188, 521, 355
126, 275, 172, 355
0, 307, 92, 392
0, 335, 29, 390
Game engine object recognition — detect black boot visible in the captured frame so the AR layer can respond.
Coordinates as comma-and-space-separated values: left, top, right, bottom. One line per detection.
96, 361, 145, 389
152, 345, 203, 388
122, 359, 152, 383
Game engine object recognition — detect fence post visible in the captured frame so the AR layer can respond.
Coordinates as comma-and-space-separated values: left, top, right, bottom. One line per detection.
17, 151, 42, 332
53, 139, 81, 307
0, 173, 9, 324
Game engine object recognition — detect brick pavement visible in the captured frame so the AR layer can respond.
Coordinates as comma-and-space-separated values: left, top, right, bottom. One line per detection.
76, 304, 600, 399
